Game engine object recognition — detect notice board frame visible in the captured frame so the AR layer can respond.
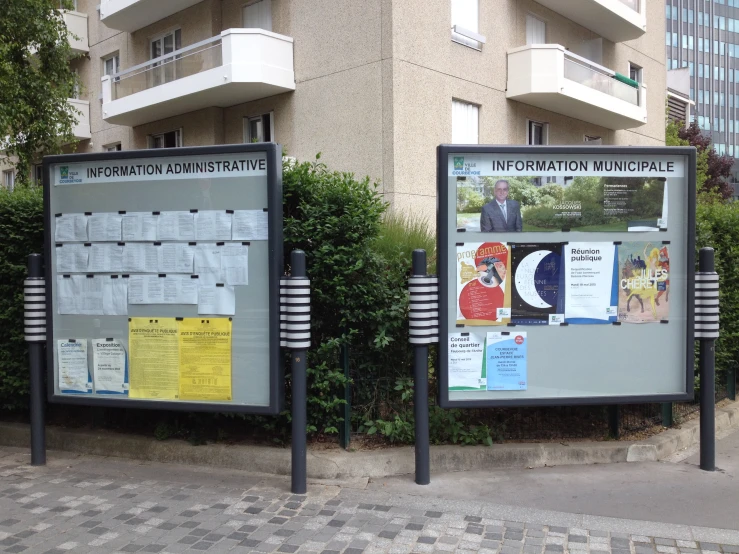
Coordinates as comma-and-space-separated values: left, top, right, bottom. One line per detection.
43, 143, 284, 415
437, 145, 697, 409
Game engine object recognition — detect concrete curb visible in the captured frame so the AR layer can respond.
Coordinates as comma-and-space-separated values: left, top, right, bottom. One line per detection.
0, 401, 736, 479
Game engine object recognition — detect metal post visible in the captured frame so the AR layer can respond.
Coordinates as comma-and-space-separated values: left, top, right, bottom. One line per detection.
409, 250, 436, 486
339, 337, 351, 450
697, 247, 718, 472
608, 405, 620, 439
24, 254, 47, 466
661, 402, 674, 428
284, 250, 310, 494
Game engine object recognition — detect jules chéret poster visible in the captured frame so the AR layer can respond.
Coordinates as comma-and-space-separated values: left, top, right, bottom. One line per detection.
510, 243, 564, 325
617, 242, 670, 323
456, 242, 512, 325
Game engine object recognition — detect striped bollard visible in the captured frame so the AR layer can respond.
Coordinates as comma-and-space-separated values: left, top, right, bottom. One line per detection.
24, 254, 47, 466
408, 250, 438, 485
280, 250, 311, 493
696, 247, 719, 471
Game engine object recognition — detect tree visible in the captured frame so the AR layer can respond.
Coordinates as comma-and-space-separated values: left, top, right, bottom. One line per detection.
0, 0, 80, 186
666, 120, 733, 200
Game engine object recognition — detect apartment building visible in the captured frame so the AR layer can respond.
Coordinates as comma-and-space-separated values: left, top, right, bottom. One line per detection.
5, 0, 665, 218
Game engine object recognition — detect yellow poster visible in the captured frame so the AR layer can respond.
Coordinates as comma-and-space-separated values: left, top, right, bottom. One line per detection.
129, 318, 179, 399
178, 318, 232, 401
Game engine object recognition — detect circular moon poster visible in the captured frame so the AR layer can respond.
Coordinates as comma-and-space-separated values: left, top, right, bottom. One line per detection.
510, 243, 563, 324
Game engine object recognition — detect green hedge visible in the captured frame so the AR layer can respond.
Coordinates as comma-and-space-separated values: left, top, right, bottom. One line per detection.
696, 200, 739, 374
0, 187, 44, 410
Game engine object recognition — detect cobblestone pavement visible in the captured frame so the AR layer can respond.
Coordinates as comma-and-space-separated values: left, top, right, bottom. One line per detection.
0, 447, 737, 554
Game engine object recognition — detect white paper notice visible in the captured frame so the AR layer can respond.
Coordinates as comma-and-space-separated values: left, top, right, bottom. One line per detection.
194, 243, 223, 284
88, 213, 123, 242
221, 243, 249, 285
55, 214, 88, 242
232, 210, 268, 240
103, 277, 128, 315
163, 275, 198, 304
58, 339, 91, 393
564, 242, 616, 322
122, 243, 159, 273
92, 339, 128, 394
128, 275, 164, 304
448, 333, 486, 390
56, 275, 105, 315
88, 243, 124, 273
157, 243, 194, 273
195, 211, 232, 240
56, 243, 89, 273
198, 284, 235, 315
157, 211, 195, 240
122, 212, 158, 241
128, 275, 197, 304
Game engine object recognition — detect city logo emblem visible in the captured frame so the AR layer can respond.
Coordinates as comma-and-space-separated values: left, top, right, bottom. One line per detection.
60, 166, 69, 179
453, 157, 464, 170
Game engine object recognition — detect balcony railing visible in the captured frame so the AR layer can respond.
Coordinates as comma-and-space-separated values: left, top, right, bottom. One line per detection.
112, 36, 223, 100
102, 29, 295, 127
563, 53, 639, 106
506, 44, 646, 130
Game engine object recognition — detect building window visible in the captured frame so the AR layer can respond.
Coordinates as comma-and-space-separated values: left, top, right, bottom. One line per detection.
451, 0, 482, 49
584, 135, 602, 145
243, 0, 272, 31
526, 14, 546, 45
103, 53, 120, 81
527, 120, 547, 146
451, 100, 479, 144
244, 113, 273, 143
151, 29, 182, 87
3, 170, 15, 191
629, 63, 642, 84
149, 130, 182, 149
104, 143, 122, 152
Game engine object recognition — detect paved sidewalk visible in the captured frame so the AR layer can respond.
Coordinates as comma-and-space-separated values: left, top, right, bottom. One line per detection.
0, 446, 737, 554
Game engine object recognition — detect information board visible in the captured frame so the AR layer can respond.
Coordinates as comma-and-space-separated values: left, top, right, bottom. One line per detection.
437, 145, 696, 408
44, 144, 283, 414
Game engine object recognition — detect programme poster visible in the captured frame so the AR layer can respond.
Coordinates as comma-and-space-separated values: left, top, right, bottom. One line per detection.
58, 339, 92, 394
486, 332, 527, 391
456, 176, 667, 232
92, 339, 128, 394
510, 243, 563, 324
456, 242, 511, 325
564, 243, 618, 324
448, 332, 486, 390
617, 242, 670, 323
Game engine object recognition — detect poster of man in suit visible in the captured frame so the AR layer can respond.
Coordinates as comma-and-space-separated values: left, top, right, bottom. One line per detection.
479, 180, 523, 232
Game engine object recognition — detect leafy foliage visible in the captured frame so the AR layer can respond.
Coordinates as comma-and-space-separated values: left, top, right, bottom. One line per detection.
666, 120, 733, 200
0, 187, 44, 410
0, 0, 81, 185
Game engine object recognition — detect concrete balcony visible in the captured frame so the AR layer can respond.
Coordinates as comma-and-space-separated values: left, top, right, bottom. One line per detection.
100, 0, 203, 33
68, 99, 91, 142
63, 10, 89, 54
533, 0, 645, 43
535, 0, 647, 42
506, 44, 647, 131
102, 29, 295, 127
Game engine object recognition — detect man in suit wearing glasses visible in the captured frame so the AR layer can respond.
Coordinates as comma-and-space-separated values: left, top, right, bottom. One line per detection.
480, 179, 523, 232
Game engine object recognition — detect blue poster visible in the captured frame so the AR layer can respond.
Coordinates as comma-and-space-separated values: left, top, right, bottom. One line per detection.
486, 332, 527, 391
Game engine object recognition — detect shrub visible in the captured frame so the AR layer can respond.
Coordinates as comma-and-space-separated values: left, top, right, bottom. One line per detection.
0, 187, 44, 411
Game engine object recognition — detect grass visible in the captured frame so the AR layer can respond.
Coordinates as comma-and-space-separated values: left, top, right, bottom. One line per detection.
372, 211, 436, 272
